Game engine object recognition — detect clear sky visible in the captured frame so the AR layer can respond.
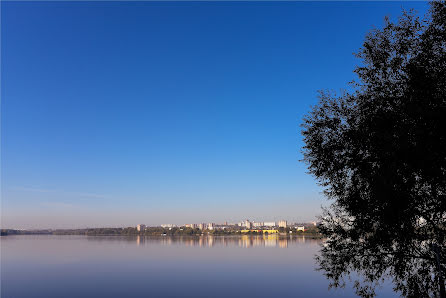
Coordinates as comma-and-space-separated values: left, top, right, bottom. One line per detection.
1, 1, 429, 229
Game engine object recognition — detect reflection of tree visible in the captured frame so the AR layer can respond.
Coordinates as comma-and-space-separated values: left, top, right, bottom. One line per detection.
302, 2, 446, 297
317, 206, 444, 297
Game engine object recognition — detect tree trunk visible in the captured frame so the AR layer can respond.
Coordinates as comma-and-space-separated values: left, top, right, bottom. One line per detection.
432, 243, 445, 298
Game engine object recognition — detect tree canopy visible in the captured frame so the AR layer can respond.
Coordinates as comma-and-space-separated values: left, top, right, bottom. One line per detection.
302, 1, 446, 296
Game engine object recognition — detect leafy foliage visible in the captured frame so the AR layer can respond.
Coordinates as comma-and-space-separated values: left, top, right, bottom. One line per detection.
302, 1, 446, 296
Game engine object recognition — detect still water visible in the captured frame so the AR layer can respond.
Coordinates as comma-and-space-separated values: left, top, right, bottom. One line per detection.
1, 235, 395, 298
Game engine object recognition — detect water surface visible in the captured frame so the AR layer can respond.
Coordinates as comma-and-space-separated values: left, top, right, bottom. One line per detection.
1, 235, 395, 297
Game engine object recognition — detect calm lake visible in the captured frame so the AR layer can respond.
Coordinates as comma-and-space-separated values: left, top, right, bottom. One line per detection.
1, 235, 395, 297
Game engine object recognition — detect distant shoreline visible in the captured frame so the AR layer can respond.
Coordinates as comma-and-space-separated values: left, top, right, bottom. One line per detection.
2, 234, 325, 240
1, 227, 322, 238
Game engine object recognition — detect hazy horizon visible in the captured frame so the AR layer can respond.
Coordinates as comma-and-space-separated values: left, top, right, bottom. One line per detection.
1, 1, 430, 229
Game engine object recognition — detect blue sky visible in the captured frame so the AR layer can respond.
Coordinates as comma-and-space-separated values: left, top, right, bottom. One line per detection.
1, 1, 429, 228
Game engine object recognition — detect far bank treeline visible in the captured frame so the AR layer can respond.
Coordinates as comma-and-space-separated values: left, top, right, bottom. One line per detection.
1, 225, 321, 237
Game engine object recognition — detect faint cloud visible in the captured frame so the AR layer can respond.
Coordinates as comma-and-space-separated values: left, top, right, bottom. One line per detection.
76, 192, 109, 199
11, 186, 56, 193
11, 186, 110, 200
40, 202, 75, 209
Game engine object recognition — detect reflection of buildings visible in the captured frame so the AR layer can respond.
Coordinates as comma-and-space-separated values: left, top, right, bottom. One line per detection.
264, 235, 278, 247
239, 236, 252, 248
207, 236, 214, 247
136, 235, 318, 248
278, 239, 288, 248
252, 237, 263, 247
233, 234, 282, 248
197, 236, 215, 247
166, 237, 173, 245
199, 237, 205, 247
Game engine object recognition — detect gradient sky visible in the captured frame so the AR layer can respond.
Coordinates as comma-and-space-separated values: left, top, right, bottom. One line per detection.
1, 1, 429, 228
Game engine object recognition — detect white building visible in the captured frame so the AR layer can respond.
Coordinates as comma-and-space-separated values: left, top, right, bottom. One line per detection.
264, 222, 276, 227
137, 224, 146, 232
161, 224, 176, 228
278, 220, 287, 228
244, 219, 252, 229
296, 226, 305, 231
253, 222, 263, 227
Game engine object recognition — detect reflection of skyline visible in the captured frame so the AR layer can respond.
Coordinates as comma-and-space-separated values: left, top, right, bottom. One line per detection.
134, 235, 319, 248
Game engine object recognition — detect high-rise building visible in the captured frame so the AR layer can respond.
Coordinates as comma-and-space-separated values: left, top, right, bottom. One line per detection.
278, 220, 287, 228
198, 223, 206, 230
137, 224, 146, 232
264, 222, 276, 227
244, 219, 252, 229
207, 223, 215, 230
253, 222, 263, 227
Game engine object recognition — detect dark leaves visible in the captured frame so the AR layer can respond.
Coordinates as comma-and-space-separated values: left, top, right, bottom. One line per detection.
302, 1, 446, 296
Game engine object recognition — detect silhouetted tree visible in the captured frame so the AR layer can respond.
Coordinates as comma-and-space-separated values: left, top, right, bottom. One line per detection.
302, 1, 446, 297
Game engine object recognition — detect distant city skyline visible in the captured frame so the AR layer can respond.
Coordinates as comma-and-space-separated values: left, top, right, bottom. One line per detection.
4, 212, 317, 229
1, 1, 430, 229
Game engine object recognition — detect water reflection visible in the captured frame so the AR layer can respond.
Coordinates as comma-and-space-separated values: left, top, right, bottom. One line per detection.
2, 235, 396, 298
131, 235, 317, 247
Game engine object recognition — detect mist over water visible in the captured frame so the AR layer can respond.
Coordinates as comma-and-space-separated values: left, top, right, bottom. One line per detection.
1, 235, 395, 297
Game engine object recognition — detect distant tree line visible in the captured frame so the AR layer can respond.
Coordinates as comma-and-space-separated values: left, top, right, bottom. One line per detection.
1, 229, 52, 236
